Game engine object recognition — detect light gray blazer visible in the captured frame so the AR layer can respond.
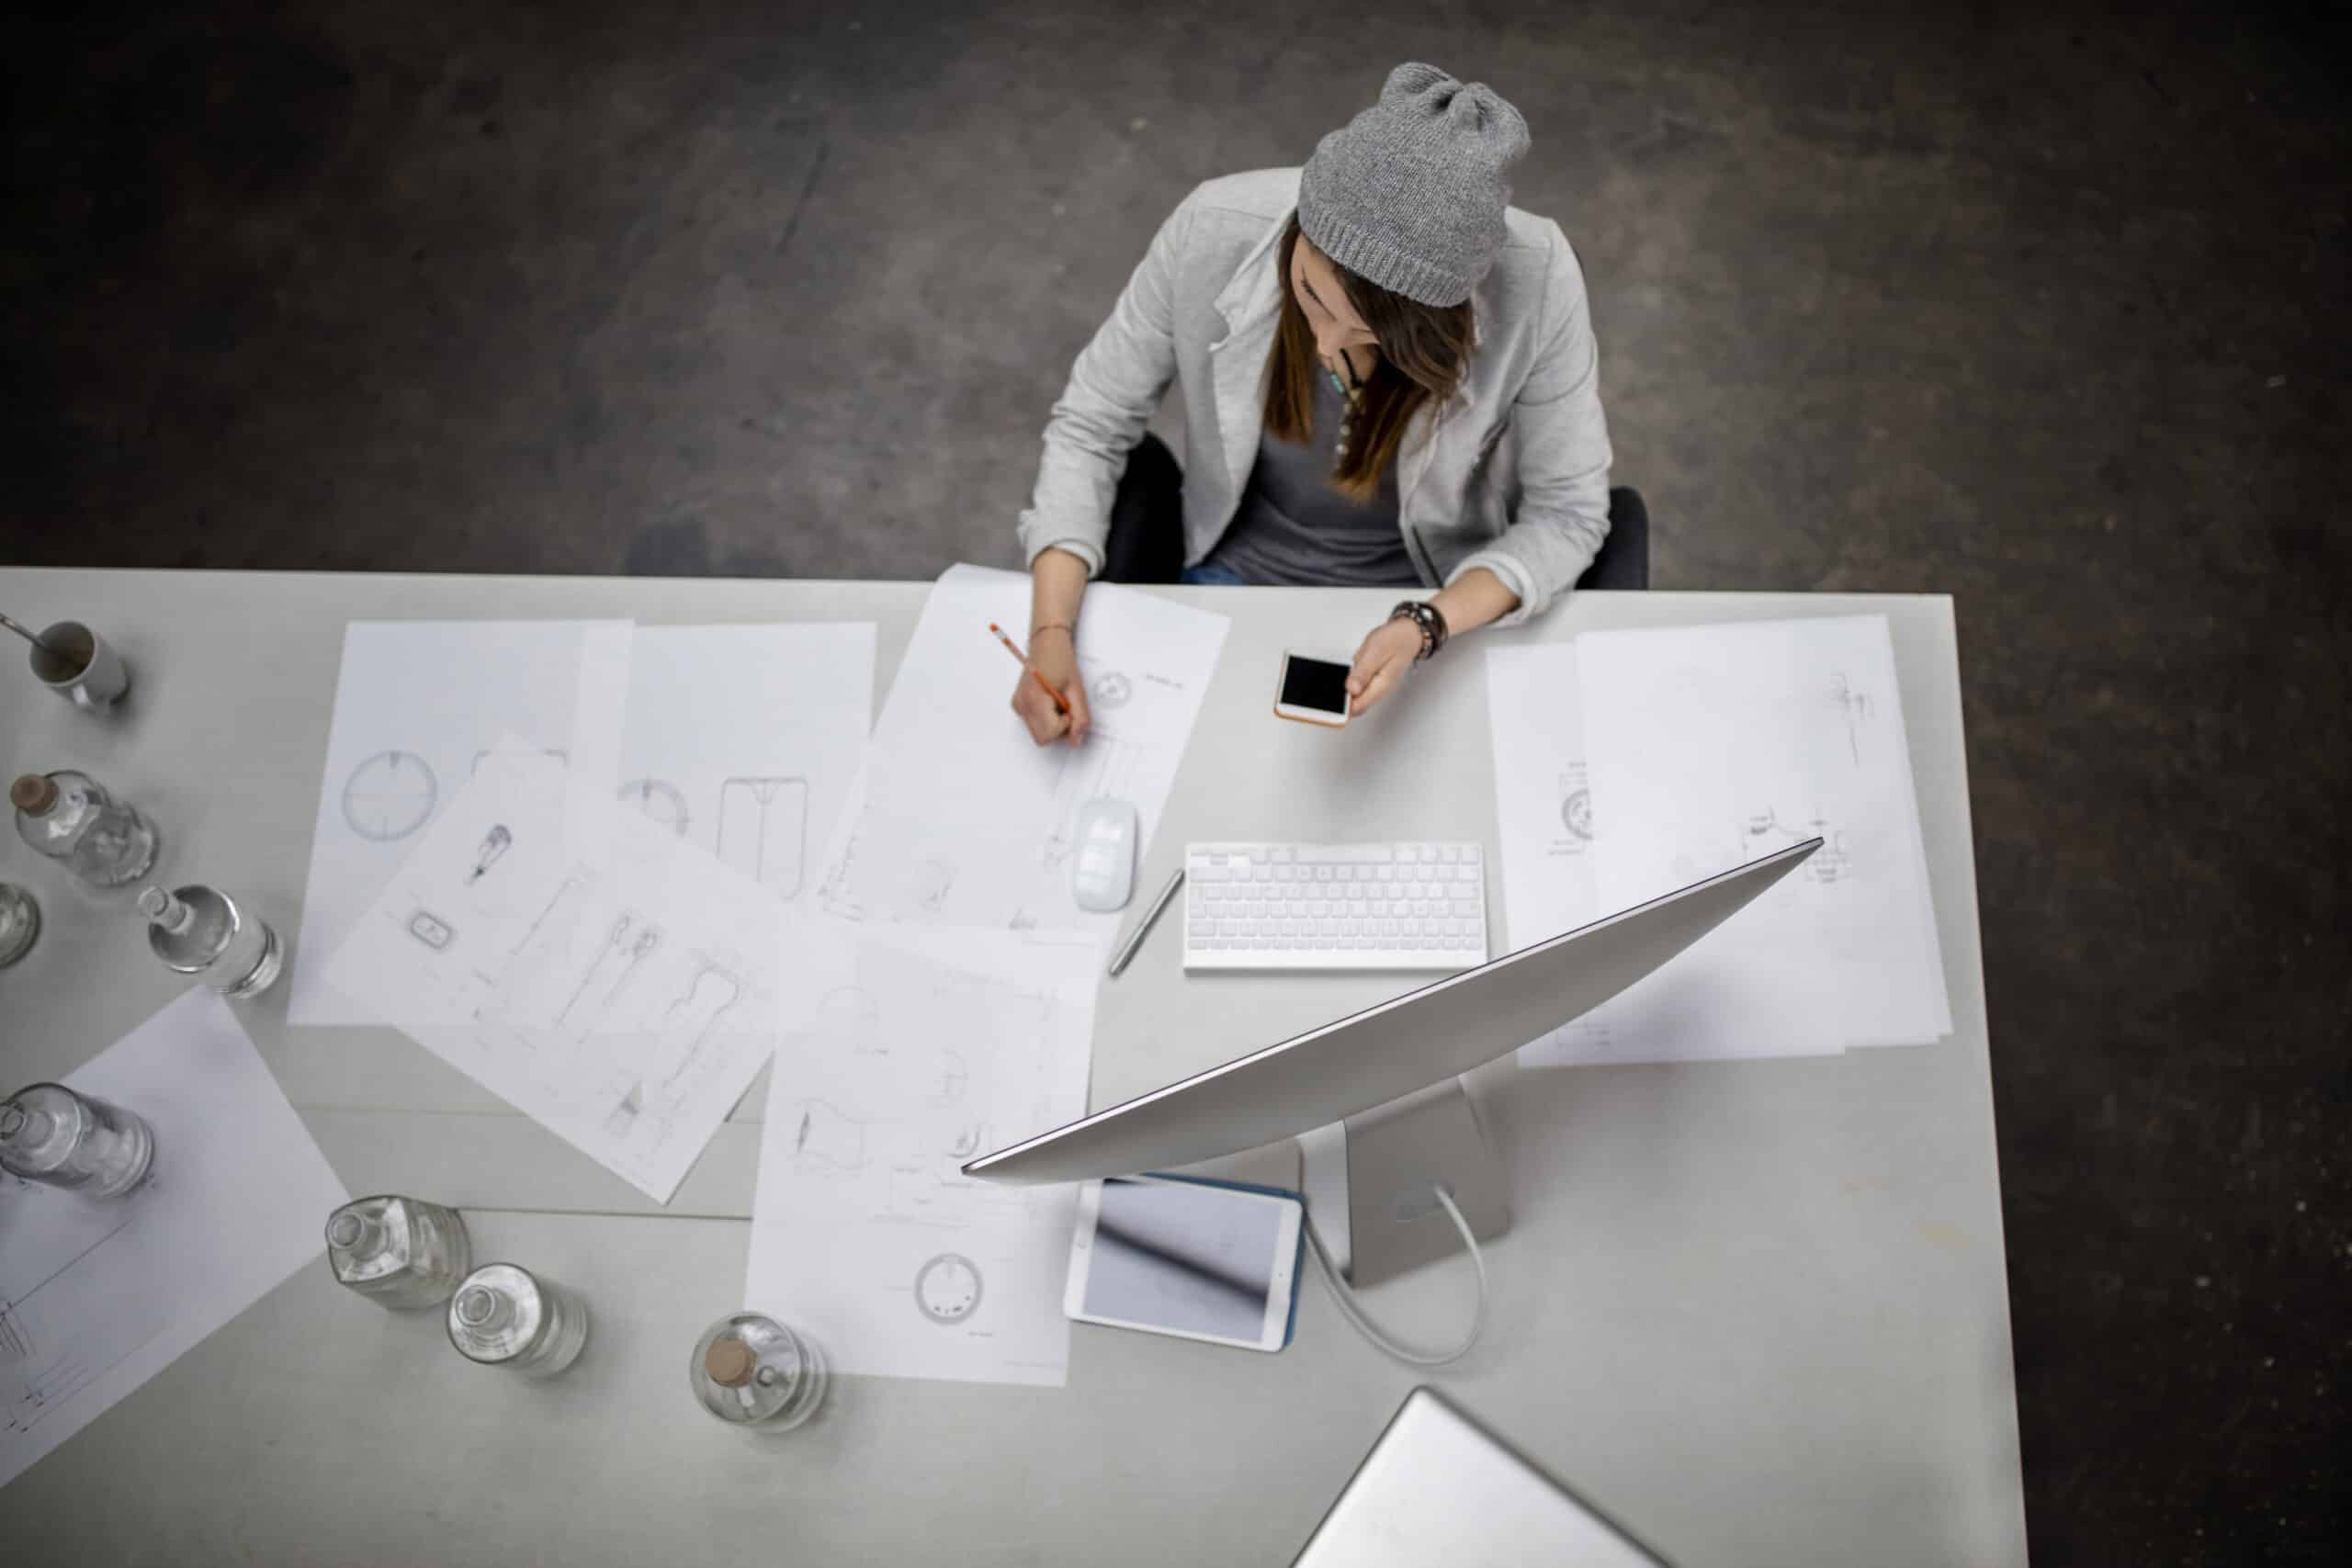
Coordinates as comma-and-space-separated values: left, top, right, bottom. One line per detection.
1015, 167, 1613, 625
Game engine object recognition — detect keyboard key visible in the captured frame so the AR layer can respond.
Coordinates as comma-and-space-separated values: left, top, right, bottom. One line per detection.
1336, 864, 1354, 882
1396, 846, 1417, 864
1315, 865, 1333, 882
1376, 865, 1396, 881
1462, 845, 1482, 863
1441, 846, 1460, 863
1272, 847, 1294, 863
1452, 900, 1481, 918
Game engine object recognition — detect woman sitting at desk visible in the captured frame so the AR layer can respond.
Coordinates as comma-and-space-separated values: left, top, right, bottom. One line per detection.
1011, 62, 1633, 743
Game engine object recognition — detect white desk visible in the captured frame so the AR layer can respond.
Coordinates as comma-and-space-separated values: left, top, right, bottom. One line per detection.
0, 570, 2026, 1566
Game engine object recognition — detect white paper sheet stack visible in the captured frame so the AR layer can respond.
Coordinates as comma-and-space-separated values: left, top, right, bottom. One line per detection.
1489, 615, 1951, 1066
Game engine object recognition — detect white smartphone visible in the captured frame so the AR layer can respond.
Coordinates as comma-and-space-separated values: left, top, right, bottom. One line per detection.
1273, 649, 1352, 728
1065, 1175, 1306, 1353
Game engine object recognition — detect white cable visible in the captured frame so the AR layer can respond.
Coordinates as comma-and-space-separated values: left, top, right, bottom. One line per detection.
1303, 1185, 1489, 1367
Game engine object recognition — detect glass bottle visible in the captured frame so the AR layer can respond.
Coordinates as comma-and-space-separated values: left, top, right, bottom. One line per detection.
688, 1313, 829, 1432
447, 1263, 589, 1378
0, 882, 38, 967
141, 884, 283, 998
326, 1195, 472, 1309
0, 1082, 155, 1198
10, 771, 157, 888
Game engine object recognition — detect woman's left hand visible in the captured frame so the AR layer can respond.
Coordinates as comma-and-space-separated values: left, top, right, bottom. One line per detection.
1347, 618, 1424, 716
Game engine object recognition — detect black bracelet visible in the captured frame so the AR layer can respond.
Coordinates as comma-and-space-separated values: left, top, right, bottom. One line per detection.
1388, 601, 1449, 660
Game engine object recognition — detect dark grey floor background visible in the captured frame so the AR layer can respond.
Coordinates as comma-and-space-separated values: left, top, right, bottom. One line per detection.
4, 0, 2346, 1560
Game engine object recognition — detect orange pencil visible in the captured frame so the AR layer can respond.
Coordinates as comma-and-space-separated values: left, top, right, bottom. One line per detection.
989, 622, 1071, 716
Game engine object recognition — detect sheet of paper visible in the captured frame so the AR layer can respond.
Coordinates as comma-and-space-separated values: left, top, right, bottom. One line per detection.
292, 619, 634, 1024
746, 924, 1099, 1386
1577, 615, 1951, 1055
1484, 644, 1622, 1066
816, 564, 1227, 934
318, 747, 803, 1201
616, 624, 874, 904
2, 989, 349, 1492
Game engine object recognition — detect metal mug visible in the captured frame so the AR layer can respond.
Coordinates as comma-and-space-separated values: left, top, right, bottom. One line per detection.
28, 621, 130, 711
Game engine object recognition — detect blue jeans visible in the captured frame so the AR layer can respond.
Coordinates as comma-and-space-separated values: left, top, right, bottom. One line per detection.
1179, 560, 1250, 586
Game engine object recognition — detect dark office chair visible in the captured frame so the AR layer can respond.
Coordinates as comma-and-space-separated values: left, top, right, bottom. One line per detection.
1577, 487, 1649, 591
1098, 434, 1650, 592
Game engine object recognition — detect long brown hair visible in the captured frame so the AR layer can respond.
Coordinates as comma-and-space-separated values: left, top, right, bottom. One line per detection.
1262, 216, 1476, 502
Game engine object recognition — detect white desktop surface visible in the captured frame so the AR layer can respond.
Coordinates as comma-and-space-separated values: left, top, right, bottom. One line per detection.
0, 569, 2025, 1567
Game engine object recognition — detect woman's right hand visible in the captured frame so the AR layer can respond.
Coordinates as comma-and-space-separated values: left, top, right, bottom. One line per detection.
1012, 626, 1091, 746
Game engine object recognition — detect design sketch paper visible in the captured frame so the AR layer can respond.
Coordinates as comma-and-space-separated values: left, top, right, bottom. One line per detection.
1576, 615, 1951, 1056
292, 620, 634, 1024
318, 746, 802, 1202
746, 926, 1099, 1386
1, 989, 349, 1492
815, 564, 1227, 934
616, 624, 874, 901
1484, 644, 1621, 1066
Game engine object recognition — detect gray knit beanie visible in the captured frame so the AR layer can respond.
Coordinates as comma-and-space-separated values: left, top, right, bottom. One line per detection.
1297, 63, 1531, 308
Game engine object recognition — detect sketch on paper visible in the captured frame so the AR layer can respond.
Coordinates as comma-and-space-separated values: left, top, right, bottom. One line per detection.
1826, 671, 1874, 766
812, 565, 1226, 936
0, 990, 349, 1491
787, 1100, 869, 1172
746, 927, 1099, 1385
1739, 807, 1856, 886
406, 910, 457, 950
616, 778, 690, 836
1089, 669, 1133, 710
467, 825, 513, 884
718, 776, 808, 895
914, 1254, 984, 1324
318, 750, 798, 1202
1576, 614, 1951, 1055
1558, 769, 1594, 842
472, 746, 567, 775
341, 750, 439, 842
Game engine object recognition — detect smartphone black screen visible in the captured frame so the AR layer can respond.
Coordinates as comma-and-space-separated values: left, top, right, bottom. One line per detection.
1280, 656, 1351, 715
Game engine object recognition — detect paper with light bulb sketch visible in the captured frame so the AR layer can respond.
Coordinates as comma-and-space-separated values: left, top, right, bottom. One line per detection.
1571, 615, 1950, 1056
318, 745, 814, 1201
2, 989, 348, 1493
294, 619, 876, 1026
746, 924, 1100, 1386
814, 564, 1227, 934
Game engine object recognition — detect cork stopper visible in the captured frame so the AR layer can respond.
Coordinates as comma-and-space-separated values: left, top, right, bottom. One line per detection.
703, 1334, 756, 1388
10, 775, 58, 815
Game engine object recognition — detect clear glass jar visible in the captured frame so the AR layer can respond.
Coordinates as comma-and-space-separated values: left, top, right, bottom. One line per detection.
0, 1082, 155, 1198
688, 1313, 829, 1431
326, 1195, 472, 1309
10, 771, 157, 888
447, 1264, 589, 1378
0, 882, 38, 967
141, 885, 284, 998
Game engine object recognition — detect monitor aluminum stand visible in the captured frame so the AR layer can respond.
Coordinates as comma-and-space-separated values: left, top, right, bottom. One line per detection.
1299, 1077, 1509, 1288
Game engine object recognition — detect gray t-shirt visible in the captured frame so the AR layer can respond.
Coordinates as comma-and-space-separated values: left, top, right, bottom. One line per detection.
1203, 373, 1419, 587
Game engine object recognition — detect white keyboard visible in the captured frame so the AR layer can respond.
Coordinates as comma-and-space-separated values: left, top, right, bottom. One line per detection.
1183, 841, 1489, 973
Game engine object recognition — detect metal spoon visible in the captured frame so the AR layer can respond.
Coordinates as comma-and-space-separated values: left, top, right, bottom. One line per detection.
0, 613, 50, 652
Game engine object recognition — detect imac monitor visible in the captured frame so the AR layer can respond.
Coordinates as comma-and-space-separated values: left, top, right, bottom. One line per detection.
965, 840, 1819, 1280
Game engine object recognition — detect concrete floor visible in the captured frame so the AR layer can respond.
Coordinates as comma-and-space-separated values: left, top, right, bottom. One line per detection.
5, 0, 2346, 1559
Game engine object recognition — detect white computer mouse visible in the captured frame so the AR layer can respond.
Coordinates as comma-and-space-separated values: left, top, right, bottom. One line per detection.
1070, 796, 1138, 912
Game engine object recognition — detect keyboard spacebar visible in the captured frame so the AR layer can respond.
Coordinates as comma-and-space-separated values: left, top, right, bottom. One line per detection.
1186, 949, 1469, 971
1291, 844, 1396, 863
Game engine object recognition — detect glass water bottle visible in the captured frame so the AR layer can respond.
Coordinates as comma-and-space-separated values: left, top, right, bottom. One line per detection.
688, 1313, 829, 1431
141, 884, 283, 998
0, 882, 37, 967
0, 1082, 155, 1198
447, 1264, 589, 1378
326, 1195, 472, 1309
10, 771, 157, 887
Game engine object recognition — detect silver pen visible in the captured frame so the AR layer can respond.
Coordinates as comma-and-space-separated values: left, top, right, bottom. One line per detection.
1107, 868, 1185, 978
